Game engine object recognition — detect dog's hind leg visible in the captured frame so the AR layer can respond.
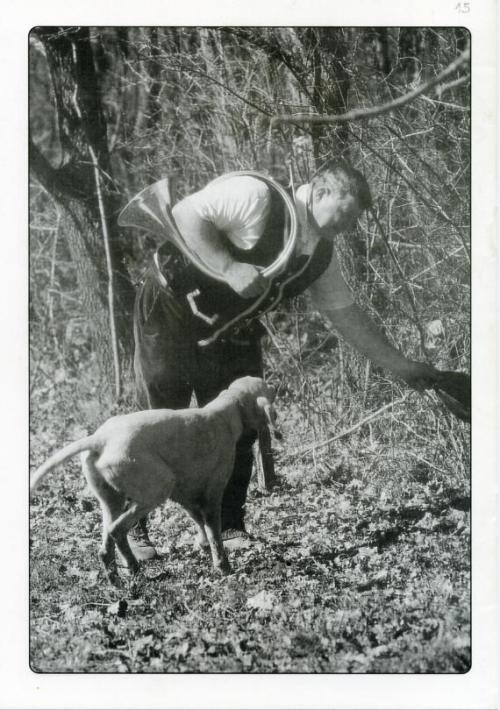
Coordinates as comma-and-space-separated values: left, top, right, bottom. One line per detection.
184, 505, 209, 549
81, 452, 125, 586
107, 502, 153, 576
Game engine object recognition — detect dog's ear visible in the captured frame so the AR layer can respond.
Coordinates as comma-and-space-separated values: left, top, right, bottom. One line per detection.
255, 396, 282, 439
238, 393, 266, 431
256, 396, 276, 426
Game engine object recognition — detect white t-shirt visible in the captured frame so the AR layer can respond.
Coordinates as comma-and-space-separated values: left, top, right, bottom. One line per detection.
189, 175, 354, 311
188, 176, 271, 250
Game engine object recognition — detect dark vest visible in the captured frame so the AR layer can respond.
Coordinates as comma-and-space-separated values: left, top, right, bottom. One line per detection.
155, 185, 334, 342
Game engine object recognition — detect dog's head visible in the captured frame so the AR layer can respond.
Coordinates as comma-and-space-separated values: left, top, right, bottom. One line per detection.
228, 376, 281, 438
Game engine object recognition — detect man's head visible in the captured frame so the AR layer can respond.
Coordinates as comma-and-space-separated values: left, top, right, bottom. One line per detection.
309, 160, 372, 235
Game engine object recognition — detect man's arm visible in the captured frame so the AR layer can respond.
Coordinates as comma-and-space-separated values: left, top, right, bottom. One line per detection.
172, 200, 267, 298
171, 182, 272, 298
324, 303, 440, 389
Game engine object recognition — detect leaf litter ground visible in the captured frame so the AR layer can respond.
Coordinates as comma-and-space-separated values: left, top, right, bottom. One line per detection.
30, 422, 470, 673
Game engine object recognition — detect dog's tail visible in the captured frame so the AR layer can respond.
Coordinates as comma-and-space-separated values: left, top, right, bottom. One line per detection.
30, 435, 99, 495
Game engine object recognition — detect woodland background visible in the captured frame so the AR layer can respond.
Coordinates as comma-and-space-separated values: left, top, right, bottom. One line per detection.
29, 27, 470, 673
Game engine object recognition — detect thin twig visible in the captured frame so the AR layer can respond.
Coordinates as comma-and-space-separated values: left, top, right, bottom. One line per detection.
404, 450, 447, 476
88, 145, 122, 400
370, 210, 430, 360
419, 94, 469, 111
383, 123, 462, 200
69, 70, 122, 400
47, 212, 60, 327
288, 393, 409, 457
396, 246, 465, 286
349, 126, 471, 263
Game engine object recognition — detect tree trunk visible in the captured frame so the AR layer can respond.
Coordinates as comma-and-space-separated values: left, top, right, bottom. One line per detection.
296, 28, 351, 162
30, 26, 135, 397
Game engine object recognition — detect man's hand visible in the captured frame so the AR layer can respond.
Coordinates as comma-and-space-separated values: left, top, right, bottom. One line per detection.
225, 263, 269, 298
397, 360, 442, 391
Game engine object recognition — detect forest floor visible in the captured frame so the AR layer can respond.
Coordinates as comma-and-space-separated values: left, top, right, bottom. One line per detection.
29, 349, 470, 674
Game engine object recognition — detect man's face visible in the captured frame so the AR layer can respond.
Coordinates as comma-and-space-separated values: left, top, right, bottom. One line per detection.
310, 170, 361, 235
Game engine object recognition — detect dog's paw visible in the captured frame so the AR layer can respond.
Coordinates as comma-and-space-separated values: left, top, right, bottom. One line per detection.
217, 559, 232, 576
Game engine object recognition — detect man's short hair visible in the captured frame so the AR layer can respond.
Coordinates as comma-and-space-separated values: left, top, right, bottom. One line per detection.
313, 159, 373, 212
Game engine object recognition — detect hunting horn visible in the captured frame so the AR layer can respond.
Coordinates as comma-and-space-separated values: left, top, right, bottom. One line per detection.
118, 171, 298, 282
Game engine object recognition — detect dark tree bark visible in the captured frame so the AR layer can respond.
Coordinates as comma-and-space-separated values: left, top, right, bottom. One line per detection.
399, 28, 423, 84
374, 28, 392, 75
296, 27, 351, 161
29, 26, 135, 396
146, 27, 163, 130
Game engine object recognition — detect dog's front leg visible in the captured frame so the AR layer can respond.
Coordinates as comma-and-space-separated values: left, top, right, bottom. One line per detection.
203, 504, 231, 575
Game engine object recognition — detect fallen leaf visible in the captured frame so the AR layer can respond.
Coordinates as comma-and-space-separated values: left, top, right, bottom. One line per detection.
132, 634, 154, 655
415, 512, 437, 531
247, 590, 277, 611
357, 569, 389, 591
107, 600, 128, 617
358, 546, 377, 557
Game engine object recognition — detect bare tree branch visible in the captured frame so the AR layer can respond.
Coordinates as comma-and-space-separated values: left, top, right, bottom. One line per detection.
436, 74, 469, 96
271, 48, 470, 127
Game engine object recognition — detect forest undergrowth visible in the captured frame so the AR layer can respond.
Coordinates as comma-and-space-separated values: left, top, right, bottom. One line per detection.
30, 301, 470, 673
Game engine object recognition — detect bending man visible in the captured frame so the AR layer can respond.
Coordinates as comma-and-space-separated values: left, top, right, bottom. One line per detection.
130, 160, 439, 557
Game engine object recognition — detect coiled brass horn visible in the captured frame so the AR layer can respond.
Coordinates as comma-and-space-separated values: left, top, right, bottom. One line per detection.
118, 171, 298, 282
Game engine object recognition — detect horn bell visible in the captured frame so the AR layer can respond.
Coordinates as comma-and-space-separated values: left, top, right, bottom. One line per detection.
118, 178, 174, 238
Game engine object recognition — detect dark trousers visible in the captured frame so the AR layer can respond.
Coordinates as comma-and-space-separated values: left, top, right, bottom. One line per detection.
133, 268, 263, 531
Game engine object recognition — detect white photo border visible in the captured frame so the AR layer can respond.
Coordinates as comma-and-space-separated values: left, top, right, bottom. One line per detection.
3, 1, 496, 708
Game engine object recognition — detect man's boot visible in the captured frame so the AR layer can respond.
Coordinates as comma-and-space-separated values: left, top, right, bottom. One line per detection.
128, 516, 158, 560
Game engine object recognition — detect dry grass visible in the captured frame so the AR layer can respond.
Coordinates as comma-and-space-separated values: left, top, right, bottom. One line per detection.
29, 310, 470, 674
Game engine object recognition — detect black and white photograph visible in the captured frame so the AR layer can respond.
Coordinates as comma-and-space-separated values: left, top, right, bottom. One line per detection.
0, 1, 495, 707
28, 24, 473, 675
